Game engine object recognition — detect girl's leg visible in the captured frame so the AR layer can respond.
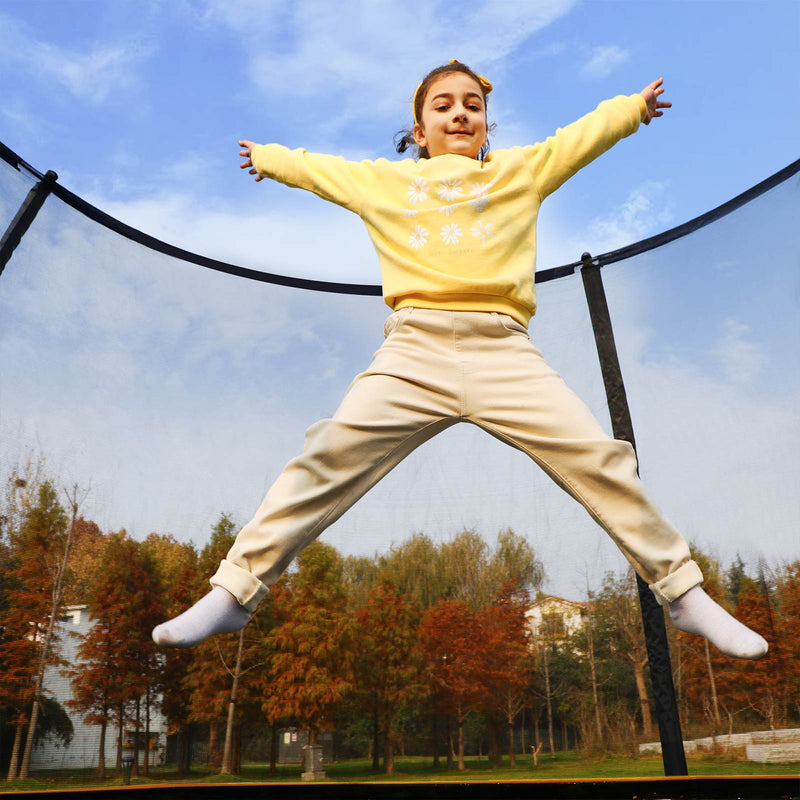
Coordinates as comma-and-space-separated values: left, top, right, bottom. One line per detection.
153, 309, 461, 647
464, 312, 766, 659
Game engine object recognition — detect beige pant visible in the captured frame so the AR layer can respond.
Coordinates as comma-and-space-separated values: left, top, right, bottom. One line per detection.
211, 308, 702, 611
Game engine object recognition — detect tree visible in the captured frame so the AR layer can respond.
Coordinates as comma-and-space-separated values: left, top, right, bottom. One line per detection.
420, 599, 483, 770
592, 569, 653, 741
140, 532, 198, 775
1, 479, 71, 780
478, 583, 532, 767
67, 531, 163, 778
352, 579, 425, 774
182, 513, 262, 775
262, 542, 353, 747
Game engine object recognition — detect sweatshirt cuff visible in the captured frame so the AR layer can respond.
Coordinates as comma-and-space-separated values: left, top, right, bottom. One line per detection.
250, 142, 266, 174
633, 93, 648, 121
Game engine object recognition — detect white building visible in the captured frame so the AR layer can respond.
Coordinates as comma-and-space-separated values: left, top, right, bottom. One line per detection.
525, 595, 586, 641
30, 604, 167, 770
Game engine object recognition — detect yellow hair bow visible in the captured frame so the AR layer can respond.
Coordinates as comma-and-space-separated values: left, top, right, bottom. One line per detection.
412, 60, 493, 125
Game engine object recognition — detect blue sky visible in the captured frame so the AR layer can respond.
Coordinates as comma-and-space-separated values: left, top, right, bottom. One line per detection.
2, 0, 798, 275
1, 0, 798, 597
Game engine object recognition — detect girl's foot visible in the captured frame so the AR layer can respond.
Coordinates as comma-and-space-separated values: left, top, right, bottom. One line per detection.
668, 585, 768, 660
152, 586, 251, 648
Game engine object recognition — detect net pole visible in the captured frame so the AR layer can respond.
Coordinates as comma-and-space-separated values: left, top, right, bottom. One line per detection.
0, 169, 58, 277
579, 252, 688, 776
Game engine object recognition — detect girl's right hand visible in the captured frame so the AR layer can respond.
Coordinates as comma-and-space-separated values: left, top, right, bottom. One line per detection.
238, 140, 263, 181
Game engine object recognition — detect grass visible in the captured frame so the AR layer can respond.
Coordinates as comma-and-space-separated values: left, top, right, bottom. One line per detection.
2, 751, 798, 792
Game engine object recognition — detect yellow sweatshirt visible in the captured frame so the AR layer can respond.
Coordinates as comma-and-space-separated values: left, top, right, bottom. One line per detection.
251, 93, 647, 325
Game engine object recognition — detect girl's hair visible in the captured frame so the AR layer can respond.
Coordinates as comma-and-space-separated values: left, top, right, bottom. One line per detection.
394, 61, 494, 161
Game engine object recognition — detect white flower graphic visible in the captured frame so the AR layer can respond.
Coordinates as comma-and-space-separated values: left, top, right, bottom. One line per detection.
437, 178, 463, 202
408, 225, 428, 249
403, 209, 418, 219
470, 221, 495, 244
469, 182, 490, 212
440, 223, 462, 246
438, 204, 456, 217
407, 178, 429, 205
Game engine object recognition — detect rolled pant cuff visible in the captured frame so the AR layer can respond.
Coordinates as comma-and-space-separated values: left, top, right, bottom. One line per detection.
210, 559, 269, 613
649, 560, 704, 606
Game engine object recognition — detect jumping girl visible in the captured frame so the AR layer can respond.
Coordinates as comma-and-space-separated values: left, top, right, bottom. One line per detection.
153, 61, 767, 661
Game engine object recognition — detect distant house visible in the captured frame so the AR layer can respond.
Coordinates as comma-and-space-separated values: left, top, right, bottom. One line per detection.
525, 595, 586, 642
29, 604, 167, 770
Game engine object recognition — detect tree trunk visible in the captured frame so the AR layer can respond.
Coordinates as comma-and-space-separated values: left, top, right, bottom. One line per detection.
371, 697, 380, 772
445, 716, 454, 770
133, 698, 141, 776
269, 725, 278, 774
97, 718, 107, 780
587, 623, 603, 742
704, 639, 722, 728
6, 720, 24, 781
457, 716, 465, 771
116, 706, 124, 774
431, 714, 440, 768
543, 647, 555, 757
221, 628, 245, 774
144, 687, 151, 776
631, 655, 653, 739
384, 717, 395, 775
508, 721, 516, 767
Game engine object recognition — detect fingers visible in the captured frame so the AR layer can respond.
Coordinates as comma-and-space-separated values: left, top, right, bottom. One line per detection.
238, 139, 262, 180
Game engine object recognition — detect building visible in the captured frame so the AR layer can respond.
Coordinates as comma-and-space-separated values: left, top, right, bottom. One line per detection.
29, 604, 167, 770
525, 595, 586, 642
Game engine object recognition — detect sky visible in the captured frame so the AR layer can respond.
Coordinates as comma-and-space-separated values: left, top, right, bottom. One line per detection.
1, 0, 799, 600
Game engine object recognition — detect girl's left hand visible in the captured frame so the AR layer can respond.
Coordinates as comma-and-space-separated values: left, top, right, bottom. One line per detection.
640, 78, 672, 125
238, 139, 263, 181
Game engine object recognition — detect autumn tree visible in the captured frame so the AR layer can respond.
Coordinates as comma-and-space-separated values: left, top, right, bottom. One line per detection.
478, 583, 533, 766
68, 531, 163, 778
1, 478, 72, 780
352, 578, 425, 774
262, 542, 353, 747
181, 513, 267, 774
138, 532, 198, 774
420, 599, 483, 770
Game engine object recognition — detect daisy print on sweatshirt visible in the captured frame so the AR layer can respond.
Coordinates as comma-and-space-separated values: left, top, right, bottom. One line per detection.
469, 182, 490, 212
408, 224, 428, 249
407, 178, 429, 205
437, 178, 463, 202
440, 223, 462, 246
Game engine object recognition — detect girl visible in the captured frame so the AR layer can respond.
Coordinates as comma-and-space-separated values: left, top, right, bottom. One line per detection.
153, 61, 766, 660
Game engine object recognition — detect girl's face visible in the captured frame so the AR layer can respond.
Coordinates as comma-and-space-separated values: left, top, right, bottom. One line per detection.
413, 72, 488, 160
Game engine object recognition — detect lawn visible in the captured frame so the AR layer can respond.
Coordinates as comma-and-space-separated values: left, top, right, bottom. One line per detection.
2, 751, 799, 793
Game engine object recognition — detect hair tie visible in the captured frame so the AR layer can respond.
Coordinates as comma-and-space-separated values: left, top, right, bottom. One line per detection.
412, 60, 493, 125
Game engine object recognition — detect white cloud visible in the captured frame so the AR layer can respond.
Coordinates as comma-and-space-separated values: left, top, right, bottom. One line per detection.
198, 0, 578, 129
710, 317, 766, 386
580, 45, 631, 79
0, 12, 152, 105
584, 180, 673, 253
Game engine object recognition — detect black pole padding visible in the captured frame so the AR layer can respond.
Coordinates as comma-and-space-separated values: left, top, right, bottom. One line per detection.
0, 169, 58, 277
579, 252, 688, 776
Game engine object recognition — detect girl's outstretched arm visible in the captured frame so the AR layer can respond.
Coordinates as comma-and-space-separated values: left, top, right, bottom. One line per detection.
239, 139, 263, 181
640, 78, 672, 125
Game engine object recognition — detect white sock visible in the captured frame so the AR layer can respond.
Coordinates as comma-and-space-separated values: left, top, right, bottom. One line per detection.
668, 585, 768, 660
152, 586, 251, 648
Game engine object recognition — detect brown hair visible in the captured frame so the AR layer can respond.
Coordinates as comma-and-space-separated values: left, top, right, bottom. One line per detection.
394, 61, 494, 161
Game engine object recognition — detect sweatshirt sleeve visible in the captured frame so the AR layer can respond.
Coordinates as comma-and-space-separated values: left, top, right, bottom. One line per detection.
526, 94, 647, 201
250, 143, 377, 215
